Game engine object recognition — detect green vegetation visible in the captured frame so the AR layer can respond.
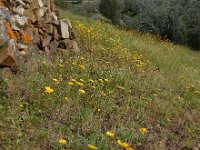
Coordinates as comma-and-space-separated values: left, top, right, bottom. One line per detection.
99, 0, 200, 50
0, 10, 200, 149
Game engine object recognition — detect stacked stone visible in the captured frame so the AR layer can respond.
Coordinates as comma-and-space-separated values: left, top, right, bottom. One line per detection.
0, 0, 78, 68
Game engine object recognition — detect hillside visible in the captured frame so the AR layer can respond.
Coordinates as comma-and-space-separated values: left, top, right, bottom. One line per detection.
0, 9, 200, 150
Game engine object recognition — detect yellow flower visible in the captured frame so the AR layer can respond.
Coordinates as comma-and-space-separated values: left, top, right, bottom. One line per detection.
79, 89, 86, 94
106, 131, 115, 137
117, 86, 125, 90
58, 64, 63, 67
88, 144, 98, 150
71, 79, 77, 82
52, 78, 59, 83
79, 64, 85, 69
19, 104, 23, 108
117, 140, 129, 148
59, 139, 67, 144
68, 82, 74, 86
98, 79, 103, 82
76, 81, 84, 86
92, 86, 96, 89
97, 109, 101, 112
102, 92, 106, 96
104, 79, 109, 82
80, 79, 85, 82
80, 57, 85, 60
139, 128, 148, 134
72, 62, 77, 65
44, 86, 54, 93
89, 79, 95, 83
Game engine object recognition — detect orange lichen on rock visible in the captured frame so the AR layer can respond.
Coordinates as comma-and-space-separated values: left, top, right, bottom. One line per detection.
21, 29, 31, 44
0, 1, 5, 8
4, 22, 17, 40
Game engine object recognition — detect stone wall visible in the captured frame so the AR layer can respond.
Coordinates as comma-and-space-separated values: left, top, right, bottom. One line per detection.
0, 0, 78, 69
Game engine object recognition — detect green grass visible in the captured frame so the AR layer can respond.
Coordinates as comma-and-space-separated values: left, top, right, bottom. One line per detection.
0, 10, 199, 150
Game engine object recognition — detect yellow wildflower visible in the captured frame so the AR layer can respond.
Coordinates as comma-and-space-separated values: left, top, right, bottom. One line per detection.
80, 57, 85, 60
79, 89, 86, 94
102, 92, 106, 96
19, 104, 23, 108
71, 79, 76, 82
89, 79, 95, 83
72, 62, 77, 65
44, 86, 54, 93
98, 79, 103, 82
59, 139, 67, 144
104, 79, 109, 82
117, 86, 125, 90
92, 86, 96, 89
97, 109, 101, 112
106, 131, 115, 137
139, 128, 148, 134
80, 79, 85, 82
88, 144, 98, 150
117, 140, 129, 148
79, 64, 85, 69
68, 82, 74, 86
76, 81, 84, 86
58, 64, 63, 67
52, 78, 59, 83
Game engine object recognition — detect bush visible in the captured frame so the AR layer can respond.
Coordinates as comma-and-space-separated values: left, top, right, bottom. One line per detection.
99, 0, 200, 49
175, 1, 200, 49
99, 0, 125, 24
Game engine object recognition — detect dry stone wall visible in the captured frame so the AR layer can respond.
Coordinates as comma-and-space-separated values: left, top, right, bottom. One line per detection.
0, 0, 78, 69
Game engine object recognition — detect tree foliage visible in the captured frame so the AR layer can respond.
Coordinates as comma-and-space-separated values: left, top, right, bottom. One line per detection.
99, 0, 200, 49
99, 0, 125, 24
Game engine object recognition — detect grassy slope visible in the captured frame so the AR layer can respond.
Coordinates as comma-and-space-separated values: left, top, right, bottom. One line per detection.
0, 10, 200, 150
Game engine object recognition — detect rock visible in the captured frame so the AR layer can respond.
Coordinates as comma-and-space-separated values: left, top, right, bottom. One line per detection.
23, 9, 36, 23
32, 28, 40, 44
60, 39, 79, 51
60, 19, 70, 39
49, 40, 59, 52
0, 21, 9, 46
0, 0, 79, 70
34, 8, 45, 21
0, 1, 5, 8
43, 24, 54, 34
56, 48, 70, 57
13, 7, 25, 15
41, 35, 51, 47
0, 40, 17, 67
53, 26, 59, 40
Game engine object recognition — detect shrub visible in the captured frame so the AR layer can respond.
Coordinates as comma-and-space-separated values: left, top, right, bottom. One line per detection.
99, 0, 125, 24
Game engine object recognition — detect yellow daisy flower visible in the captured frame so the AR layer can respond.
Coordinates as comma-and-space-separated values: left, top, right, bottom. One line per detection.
104, 78, 109, 82
88, 144, 98, 150
68, 82, 74, 86
52, 78, 59, 83
139, 128, 148, 134
59, 138, 67, 144
71, 79, 76, 82
79, 64, 85, 69
80, 79, 85, 82
106, 131, 115, 137
89, 79, 95, 83
79, 89, 86, 94
117, 140, 129, 148
76, 81, 84, 86
44, 86, 54, 93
